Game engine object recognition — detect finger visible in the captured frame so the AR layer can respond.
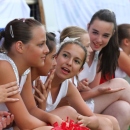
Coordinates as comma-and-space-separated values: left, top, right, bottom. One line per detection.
0, 122, 2, 130
82, 80, 89, 87
34, 87, 45, 98
4, 98, 19, 102
2, 81, 17, 89
7, 90, 20, 97
6, 85, 19, 93
34, 95, 44, 103
0, 111, 10, 116
6, 115, 11, 126
1, 117, 6, 128
10, 114, 14, 123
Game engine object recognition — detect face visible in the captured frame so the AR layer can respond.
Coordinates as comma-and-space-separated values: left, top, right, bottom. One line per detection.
23, 26, 49, 67
80, 33, 93, 62
37, 46, 57, 76
88, 19, 114, 51
55, 44, 85, 80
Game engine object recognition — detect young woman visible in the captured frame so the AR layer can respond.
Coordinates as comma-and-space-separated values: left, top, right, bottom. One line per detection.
71, 9, 130, 130
115, 23, 130, 83
0, 18, 64, 130
34, 37, 122, 130
32, 32, 82, 124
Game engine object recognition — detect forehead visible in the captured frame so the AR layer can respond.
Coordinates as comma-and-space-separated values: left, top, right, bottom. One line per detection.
61, 44, 85, 59
90, 19, 114, 34
80, 33, 90, 45
31, 26, 46, 41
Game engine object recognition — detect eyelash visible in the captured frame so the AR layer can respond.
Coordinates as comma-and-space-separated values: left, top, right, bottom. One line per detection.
93, 32, 109, 38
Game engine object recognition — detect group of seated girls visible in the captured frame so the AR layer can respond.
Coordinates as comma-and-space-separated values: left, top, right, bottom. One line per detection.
0, 9, 130, 130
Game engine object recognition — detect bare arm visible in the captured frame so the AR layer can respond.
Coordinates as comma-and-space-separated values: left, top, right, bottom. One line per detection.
21, 72, 63, 126
66, 81, 99, 129
118, 51, 130, 76
0, 61, 47, 129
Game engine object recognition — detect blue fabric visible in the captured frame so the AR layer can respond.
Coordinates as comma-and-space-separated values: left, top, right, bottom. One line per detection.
0, 28, 4, 32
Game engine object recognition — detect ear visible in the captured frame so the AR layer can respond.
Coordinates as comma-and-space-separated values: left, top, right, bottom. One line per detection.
123, 38, 130, 46
15, 41, 24, 53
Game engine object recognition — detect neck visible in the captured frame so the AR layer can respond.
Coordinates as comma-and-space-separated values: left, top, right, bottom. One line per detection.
7, 53, 29, 77
51, 73, 65, 89
31, 67, 39, 82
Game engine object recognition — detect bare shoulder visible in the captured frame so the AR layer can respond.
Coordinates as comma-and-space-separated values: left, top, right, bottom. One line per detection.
0, 60, 17, 83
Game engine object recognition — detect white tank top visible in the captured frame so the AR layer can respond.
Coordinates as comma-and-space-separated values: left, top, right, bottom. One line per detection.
115, 48, 130, 83
40, 77, 69, 112
78, 51, 99, 83
0, 53, 30, 111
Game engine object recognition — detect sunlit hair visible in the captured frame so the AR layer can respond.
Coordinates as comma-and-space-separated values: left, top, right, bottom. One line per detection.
60, 26, 88, 43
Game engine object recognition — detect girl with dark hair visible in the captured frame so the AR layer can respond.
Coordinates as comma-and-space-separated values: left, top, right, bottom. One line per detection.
74, 9, 130, 130
0, 18, 63, 130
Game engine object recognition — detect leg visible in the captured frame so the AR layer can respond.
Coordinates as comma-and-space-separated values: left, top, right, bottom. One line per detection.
49, 106, 78, 121
96, 115, 113, 130
96, 113, 120, 130
94, 78, 130, 113
102, 100, 130, 130
14, 125, 53, 130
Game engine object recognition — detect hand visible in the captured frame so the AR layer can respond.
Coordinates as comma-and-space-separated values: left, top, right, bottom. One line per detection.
0, 81, 19, 103
77, 115, 89, 127
77, 78, 91, 92
48, 114, 63, 126
98, 86, 125, 94
0, 111, 14, 130
34, 69, 55, 110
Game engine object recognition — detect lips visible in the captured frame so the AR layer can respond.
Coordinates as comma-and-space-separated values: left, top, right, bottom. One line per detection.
61, 67, 70, 74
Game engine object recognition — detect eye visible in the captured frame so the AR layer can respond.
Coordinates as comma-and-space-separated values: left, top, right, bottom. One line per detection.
74, 59, 81, 64
92, 31, 98, 35
38, 43, 44, 47
103, 35, 109, 38
62, 53, 68, 58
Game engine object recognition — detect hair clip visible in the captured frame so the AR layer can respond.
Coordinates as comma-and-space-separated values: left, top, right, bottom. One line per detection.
10, 25, 14, 38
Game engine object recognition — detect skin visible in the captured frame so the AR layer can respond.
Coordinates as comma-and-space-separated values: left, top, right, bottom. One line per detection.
0, 81, 19, 103
35, 43, 120, 130
0, 26, 62, 130
77, 19, 130, 130
118, 38, 130, 76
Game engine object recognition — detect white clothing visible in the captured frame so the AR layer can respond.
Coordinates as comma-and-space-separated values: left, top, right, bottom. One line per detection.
78, 51, 99, 83
42, 77, 68, 112
73, 77, 94, 112
0, 53, 30, 130
115, 48, 130, 83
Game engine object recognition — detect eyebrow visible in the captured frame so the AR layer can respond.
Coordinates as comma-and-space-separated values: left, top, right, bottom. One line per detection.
92, 29, 111, 36
63, 51, 83, 62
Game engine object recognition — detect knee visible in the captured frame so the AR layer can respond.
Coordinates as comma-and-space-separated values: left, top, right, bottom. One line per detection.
99, 117, 113, 130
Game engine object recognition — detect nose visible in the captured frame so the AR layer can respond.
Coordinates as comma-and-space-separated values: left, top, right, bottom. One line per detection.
96, 35, 102, 43
67, 58, 73, 66
44, 44, 49, 54
53, 58, 57, 67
